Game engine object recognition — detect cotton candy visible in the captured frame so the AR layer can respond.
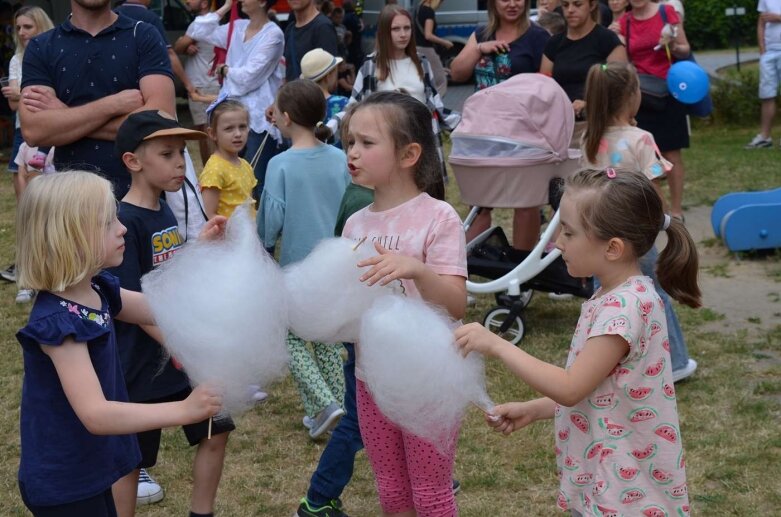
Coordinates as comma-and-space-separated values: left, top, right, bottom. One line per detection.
359, 295, 494, 450
141, 204, 289, 414
283, 237, 395, 343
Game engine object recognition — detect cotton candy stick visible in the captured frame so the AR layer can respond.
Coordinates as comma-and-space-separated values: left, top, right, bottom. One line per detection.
141, 204, 289, 415
359, 295, 494, 452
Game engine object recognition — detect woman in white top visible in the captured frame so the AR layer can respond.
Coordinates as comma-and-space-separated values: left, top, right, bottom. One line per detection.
1, 6, 53, 199
188, 0, 285, 194
343, 4, 459, 187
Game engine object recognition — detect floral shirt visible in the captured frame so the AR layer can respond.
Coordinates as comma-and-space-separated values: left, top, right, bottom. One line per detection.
554, 276, 689, 516
582, 125, 672, 181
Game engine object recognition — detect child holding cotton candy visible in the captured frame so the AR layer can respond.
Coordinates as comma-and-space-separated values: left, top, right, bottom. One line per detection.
13, 172, 224, 516
258, 79, 351, 439
456, 168, 698, 516
341, 91, 467, 516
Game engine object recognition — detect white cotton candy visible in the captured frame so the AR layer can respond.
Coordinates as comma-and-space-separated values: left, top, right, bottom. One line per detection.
359, 295, 494, 451
283, 237, 393, 343
141, 205, 289, 415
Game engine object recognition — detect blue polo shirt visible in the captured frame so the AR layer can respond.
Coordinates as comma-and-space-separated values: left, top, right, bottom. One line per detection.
22, 14, 172, 198
115, 3, 170, 47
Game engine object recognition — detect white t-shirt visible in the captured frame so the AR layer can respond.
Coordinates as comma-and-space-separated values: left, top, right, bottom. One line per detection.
759, 0, 781, 49
184, 21, 220, 90
9, 54, 21, 128
14, 142, 55, 174
377, 57, 426, 104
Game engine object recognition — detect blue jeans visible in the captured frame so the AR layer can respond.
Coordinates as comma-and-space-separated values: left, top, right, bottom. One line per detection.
307, 343, 363, 505
7, 127, 22, 172
242, 129, 285, 199
639, 246, 690, 371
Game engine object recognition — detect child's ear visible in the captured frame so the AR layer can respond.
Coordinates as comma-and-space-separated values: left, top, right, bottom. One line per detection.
399, 142, 422, 170
604, 237, 626, 262
207, 126, 216, 141
122, 151, 143, 173
282, 111, 292, 127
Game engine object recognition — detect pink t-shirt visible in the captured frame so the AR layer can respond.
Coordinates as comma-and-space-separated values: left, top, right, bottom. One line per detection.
342, 192, 468, 380
581, 125, 672, 181
554, 276, 689, 515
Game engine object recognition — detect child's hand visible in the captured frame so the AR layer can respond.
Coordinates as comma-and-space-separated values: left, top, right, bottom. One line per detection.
183, 383, 223, 423
487, 401, 541, 435
454, 322, 510, 358
357, 242, 424, 286
199, 216, 228, 241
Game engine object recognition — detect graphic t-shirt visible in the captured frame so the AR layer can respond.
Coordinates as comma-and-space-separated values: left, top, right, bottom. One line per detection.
554, 276, 688, 515
342, 193, 468, 380
109, 200, 189, 402
199, 154, 258, 218
581, 125, 672, 180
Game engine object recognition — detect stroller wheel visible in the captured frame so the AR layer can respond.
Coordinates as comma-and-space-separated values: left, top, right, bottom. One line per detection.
495, 289, 534, 310
483, 307, 526, 346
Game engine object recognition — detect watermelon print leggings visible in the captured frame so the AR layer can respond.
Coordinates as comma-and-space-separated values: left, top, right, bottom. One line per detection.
356, 379, 458, 516
287, 333, 345, 418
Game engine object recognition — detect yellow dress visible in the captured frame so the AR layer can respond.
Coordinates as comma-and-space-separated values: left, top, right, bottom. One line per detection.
199, 154, 257, 218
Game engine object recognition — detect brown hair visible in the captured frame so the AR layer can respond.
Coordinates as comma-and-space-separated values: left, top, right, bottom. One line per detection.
565, 168, 701, 308
343, 91, 444, 199
375, 5, 424, 82
537, 10, 565, 35
208, 98, 249, 130
276, 79, 333, 142
484, 0, 531, 38
583, 61, 638, 164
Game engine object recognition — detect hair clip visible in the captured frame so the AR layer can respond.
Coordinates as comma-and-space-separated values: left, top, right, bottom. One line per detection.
316, 121, 324, 128
605, 168, 617, 179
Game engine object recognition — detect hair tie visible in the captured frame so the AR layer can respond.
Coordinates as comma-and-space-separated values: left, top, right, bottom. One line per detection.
601, 63, 607, 71
605, 168, 617, 179
316, 121, 324, 128
661, 214, 671, 231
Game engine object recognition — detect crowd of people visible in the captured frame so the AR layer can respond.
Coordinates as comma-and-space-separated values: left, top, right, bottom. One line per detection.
0, 0, 733, 515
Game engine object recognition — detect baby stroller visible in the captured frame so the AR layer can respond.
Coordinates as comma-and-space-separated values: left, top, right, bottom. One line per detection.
449, 74, 593, 345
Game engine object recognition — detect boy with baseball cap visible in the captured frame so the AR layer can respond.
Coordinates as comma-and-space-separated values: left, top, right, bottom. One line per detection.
109, 110, 233, 517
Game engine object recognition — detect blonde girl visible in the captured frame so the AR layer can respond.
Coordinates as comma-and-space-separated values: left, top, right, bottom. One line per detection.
342, 91, 466, 516
200, 99, 257, 218
457, 168, 698, 516
15, 172, 223, 516
581, 60, 698, 382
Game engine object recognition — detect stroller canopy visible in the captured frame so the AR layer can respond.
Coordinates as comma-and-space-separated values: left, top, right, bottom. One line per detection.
450, 74, 576, 167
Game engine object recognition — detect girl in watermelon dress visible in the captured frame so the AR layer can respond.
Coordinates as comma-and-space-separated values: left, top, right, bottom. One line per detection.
456, 168, 699, 516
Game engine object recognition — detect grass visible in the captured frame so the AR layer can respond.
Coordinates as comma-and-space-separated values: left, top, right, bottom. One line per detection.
1, 123, 781, 515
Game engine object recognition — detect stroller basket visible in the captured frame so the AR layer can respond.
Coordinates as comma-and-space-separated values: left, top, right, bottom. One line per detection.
468, 226, 593, 299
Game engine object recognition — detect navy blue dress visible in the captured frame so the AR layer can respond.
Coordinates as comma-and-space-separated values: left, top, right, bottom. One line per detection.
16, 272, 141, 506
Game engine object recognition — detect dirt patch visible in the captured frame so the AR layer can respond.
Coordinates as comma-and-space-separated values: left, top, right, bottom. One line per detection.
659, 205, 781, 336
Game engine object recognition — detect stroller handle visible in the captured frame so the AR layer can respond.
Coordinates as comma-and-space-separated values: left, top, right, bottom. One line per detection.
466, 210, 563, 296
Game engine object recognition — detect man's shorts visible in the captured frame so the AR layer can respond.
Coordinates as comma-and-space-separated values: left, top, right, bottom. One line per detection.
136, 387, 235, 469
188, 84, 221, 126
759, 48, 781, 99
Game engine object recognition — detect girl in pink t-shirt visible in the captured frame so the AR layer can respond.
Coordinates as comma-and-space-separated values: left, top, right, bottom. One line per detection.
342, 91, 467, 516
456, 168, 700, 516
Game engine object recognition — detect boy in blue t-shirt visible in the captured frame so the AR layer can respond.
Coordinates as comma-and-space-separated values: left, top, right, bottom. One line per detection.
108, 110, 234, 517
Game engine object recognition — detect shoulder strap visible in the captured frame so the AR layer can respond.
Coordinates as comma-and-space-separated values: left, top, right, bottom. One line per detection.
624, 15, 630, 54
413, 3, 426, 36
659, 4, 669, 24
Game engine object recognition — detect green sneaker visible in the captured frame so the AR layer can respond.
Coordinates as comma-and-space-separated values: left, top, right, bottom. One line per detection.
296, 497, 350, 517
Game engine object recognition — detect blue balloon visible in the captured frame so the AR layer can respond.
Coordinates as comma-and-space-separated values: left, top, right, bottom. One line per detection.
667, 61, 710, 104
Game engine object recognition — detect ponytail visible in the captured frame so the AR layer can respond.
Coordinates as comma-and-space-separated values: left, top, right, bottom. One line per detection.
657, 218, 702, 308
583, 62, 640, 165
315, 121, 333, 143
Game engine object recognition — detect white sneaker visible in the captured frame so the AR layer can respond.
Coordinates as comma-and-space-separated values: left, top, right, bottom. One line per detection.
309, 402, 345, 439
744, 134, 772, 149
15, 289, 35, 304
248, 385, 268, 403
136, 468, 164, 505
302, 415, 315, 429
672, 358, 697, 383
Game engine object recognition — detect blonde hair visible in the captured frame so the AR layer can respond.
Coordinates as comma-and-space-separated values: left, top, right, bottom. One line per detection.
484, 0, 531, 39
16, 172, 117, 292
13, 7, 54, 59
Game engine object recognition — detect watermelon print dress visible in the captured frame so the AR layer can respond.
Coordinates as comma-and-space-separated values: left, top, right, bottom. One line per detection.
554, 276, 689, 516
